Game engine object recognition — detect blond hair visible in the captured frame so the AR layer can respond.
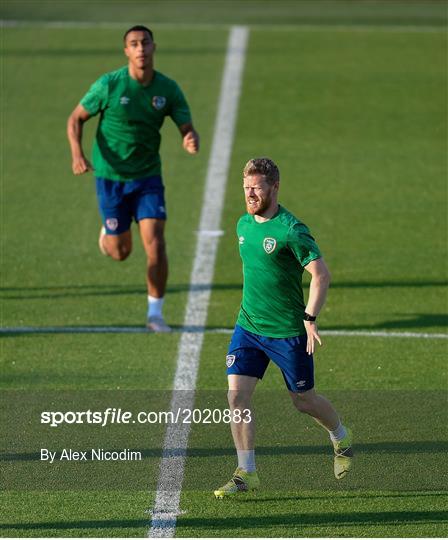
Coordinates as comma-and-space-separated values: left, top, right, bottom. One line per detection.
243, 158, 279, 185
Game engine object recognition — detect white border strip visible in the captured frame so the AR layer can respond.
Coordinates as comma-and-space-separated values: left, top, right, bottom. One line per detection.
0, 19, 447, 33
1, 326, 447, 339
322, 330, 448, 339
1, 20, 445, 33
147, 26, 249, 538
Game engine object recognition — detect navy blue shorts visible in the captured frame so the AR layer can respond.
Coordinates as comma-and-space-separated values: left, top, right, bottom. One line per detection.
96, 175, 166, 235
226, 325, 314, 393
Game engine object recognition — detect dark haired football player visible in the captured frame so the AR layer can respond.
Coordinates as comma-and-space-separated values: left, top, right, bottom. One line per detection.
67, 25, 199, 332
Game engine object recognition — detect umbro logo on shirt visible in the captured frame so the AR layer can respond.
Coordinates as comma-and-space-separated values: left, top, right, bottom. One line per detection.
239, 236, 245, 245
120, 96, 130, 105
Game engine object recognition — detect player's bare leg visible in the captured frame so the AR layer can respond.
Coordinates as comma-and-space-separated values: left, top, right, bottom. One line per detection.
228, 374, 258, 451
289, 388, 339, 430
214, 374, 260, 498
139, 218, 170, 332
290, 388, 353, 479
139, 218, 168, 297
99, 228, 132, 260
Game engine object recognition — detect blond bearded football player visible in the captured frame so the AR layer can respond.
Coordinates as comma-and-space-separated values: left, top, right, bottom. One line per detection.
214, 158, 353, 498
67, 26, 199, 332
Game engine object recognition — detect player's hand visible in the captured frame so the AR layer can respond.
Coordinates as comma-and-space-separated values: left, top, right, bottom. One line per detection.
182, 130, 199, 154
304, 320, 322, 355
72, 156, 94, 175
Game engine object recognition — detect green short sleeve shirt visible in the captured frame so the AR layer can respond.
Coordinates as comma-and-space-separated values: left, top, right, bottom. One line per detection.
80, 67, 192, 181
236, 206, 322, 338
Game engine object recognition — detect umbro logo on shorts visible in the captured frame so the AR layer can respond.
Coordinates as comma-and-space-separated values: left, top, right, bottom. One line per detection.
226, 354, 236, 367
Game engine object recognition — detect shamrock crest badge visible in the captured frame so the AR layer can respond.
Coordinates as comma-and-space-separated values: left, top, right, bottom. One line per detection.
152, 96, 166, 110
263, 237, 277, 254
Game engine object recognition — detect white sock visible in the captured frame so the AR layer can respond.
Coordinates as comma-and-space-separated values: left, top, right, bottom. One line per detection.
237, 449, 256, 473
329, 422, 347, 443
147, 295, 164, 319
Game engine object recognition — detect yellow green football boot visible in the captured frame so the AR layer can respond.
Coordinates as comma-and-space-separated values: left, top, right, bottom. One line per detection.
214, 467, 260, 498
333, 427, 353, 479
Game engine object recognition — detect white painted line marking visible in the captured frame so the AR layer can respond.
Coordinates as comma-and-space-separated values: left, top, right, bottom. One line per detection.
197, 230, 224, 237
1, 326, 447, 339
321, 330, 448, 339
1, 20, 445, 33
1, 326, 149, 334
148, 25, 249, 539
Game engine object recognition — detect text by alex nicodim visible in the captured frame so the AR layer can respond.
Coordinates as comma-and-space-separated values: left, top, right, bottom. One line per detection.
40, 448, 142, 463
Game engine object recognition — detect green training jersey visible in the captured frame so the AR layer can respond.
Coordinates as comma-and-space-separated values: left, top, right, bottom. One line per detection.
236, 205, 322, 338
80, 67, 192, 181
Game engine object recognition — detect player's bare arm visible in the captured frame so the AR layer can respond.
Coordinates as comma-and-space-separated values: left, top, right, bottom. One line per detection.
303, 257, 331, 354
67, 104, 94, 175
179, 122, 200, 154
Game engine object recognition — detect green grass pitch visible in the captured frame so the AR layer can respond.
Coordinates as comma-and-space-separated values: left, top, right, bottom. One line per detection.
1, 1, 447, 537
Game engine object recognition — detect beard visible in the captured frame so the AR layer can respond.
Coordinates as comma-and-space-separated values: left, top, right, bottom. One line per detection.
246, 187, 273, 216
246, 192, 273, 216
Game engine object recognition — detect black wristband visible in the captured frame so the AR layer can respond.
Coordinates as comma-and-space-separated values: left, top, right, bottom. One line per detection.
303, 312, 317, 322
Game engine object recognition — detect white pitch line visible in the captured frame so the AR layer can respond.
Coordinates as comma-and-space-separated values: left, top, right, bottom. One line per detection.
1, 327, 447, 339
147, 26, 249, 539
1, 19, 445, 33
321, 330, 448, 340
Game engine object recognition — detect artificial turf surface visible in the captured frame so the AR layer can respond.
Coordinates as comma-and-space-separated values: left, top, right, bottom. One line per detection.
1, 1, 447, 537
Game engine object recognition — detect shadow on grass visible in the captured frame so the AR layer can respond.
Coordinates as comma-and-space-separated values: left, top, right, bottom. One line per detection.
4, 47, 227, 57
2, 282, 447, 333
242, 491, 448, 504
0, 518, 148, 531
324, 313, 448, 331
0, 324, 234, 337
2, 278, 447, 300
176, 510, 448, 530
187, 440, 448, 457
0, 283, 236, 300
2, 440, 447, 462
1, 510, 447, 531
2, 316, 447, 336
